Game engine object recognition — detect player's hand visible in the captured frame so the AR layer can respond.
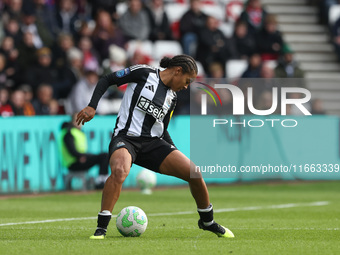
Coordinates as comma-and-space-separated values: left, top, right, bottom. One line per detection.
76, 106, 96, 125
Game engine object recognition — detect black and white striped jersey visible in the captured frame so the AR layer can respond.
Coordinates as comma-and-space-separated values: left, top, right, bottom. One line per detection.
88, 65, 177, 139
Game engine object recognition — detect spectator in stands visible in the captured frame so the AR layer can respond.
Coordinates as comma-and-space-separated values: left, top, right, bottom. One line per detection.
66, 47, 84, 81
24, 47, 59, 94
31, 0, 58, 39
55, 0, 79, 38
0, 86, 14, 117
0, 36, 20, 87
78, 36, 100, 72
103, 45, 128, 74
87, 0, 118, 20
207, 62, 233, 115
53, 46, 84, 99
239, 0, 267, 35
311, 98, 326, 115
17, 32, 38, 74
196, 16, 236, 77
49, 98, 60, 115
0, 20, 3, 43
256, 63, 275, 93
190, 88, 205, 115
20, 4, 54, 48
73, 0, 91, 21
332, 16, 340, 61
255, 90, 279, 114
318, 0, 338, 24
93, 10, 126, 61
53, 33, 75, 69
75, 20, 94, 43
231, 20, 257, 59
275, 44, 304, 79
241, 53, 263, 78
19, 84, 35, 116
68, 70, 99, 113
68, 69, 122, 114
179, 0, 207, 57
128, 48, 152, 66
260, 62, 275, 80
9, 88, 26, 115
287, 92, 311, 116
3, 18, 22, 47
258, 63, 277, 99
118, 0, 150, 41
32, 83, 54, 115
256, 14, 284, 60
209, 62, 225, 81
1, 0, 23, 24
53, 47, 85, 101
0, 54, 9, 88
239, 62, 276, 113
145, 0, 173, 42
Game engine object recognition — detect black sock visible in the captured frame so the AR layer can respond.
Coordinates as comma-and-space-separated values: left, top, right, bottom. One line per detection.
197, 204, 214, 226
97, 210, 112, 231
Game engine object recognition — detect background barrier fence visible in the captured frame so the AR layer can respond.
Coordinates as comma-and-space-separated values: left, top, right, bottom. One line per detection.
0, 115, 339, 193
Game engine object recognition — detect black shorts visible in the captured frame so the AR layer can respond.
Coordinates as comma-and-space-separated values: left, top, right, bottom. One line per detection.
108, 134, 177, 172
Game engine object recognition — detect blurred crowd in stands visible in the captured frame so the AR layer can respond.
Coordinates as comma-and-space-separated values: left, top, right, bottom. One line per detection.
320, 0, 340, 61
0, 0, 328, 117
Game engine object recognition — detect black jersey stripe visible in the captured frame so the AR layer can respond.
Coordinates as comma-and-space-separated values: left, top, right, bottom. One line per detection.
140, 112, 157, 136
141, 83, 168, 136
120, 84, 144, 136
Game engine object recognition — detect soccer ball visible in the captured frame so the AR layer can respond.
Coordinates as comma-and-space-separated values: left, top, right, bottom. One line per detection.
136, 169, 157, 194
116, 206, 148, 237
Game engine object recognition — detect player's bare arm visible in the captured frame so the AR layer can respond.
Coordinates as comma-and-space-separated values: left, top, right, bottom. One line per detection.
76, 106, 96, 125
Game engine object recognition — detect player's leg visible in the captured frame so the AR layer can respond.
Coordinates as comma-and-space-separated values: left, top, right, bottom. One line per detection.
159, 150, 234, 238
90, 148, 132, 239
102, 148, 132, 211
159, 150, 209, 208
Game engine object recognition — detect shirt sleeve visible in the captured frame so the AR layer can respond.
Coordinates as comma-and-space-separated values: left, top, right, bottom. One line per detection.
88, 66, 151, 110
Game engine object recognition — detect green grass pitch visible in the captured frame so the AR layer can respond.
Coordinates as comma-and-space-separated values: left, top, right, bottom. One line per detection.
0, 181, 339, 255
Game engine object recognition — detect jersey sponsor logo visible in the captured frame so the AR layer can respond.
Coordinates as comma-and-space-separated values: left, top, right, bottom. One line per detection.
116, 68, 130, 78
145, 85, 154, 92
137, 96, 166, 122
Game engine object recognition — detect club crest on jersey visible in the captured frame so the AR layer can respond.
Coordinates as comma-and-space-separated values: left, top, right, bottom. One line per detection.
116, 141, 125, 148
116, 68, 130, 78
137, 96, 167, 122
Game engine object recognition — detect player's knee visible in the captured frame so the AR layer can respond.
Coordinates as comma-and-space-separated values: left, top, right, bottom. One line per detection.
185, 169, 203, 182
110, 165, 128, 184
187, 174, 204, 186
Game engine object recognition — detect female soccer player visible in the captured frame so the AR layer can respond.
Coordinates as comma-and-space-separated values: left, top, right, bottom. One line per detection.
76, 54, 234, 239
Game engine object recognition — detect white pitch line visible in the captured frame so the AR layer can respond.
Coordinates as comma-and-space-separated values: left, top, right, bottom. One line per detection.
232, 227, 339, 231
0, 201, 329, 227
0, 217, 97, 227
